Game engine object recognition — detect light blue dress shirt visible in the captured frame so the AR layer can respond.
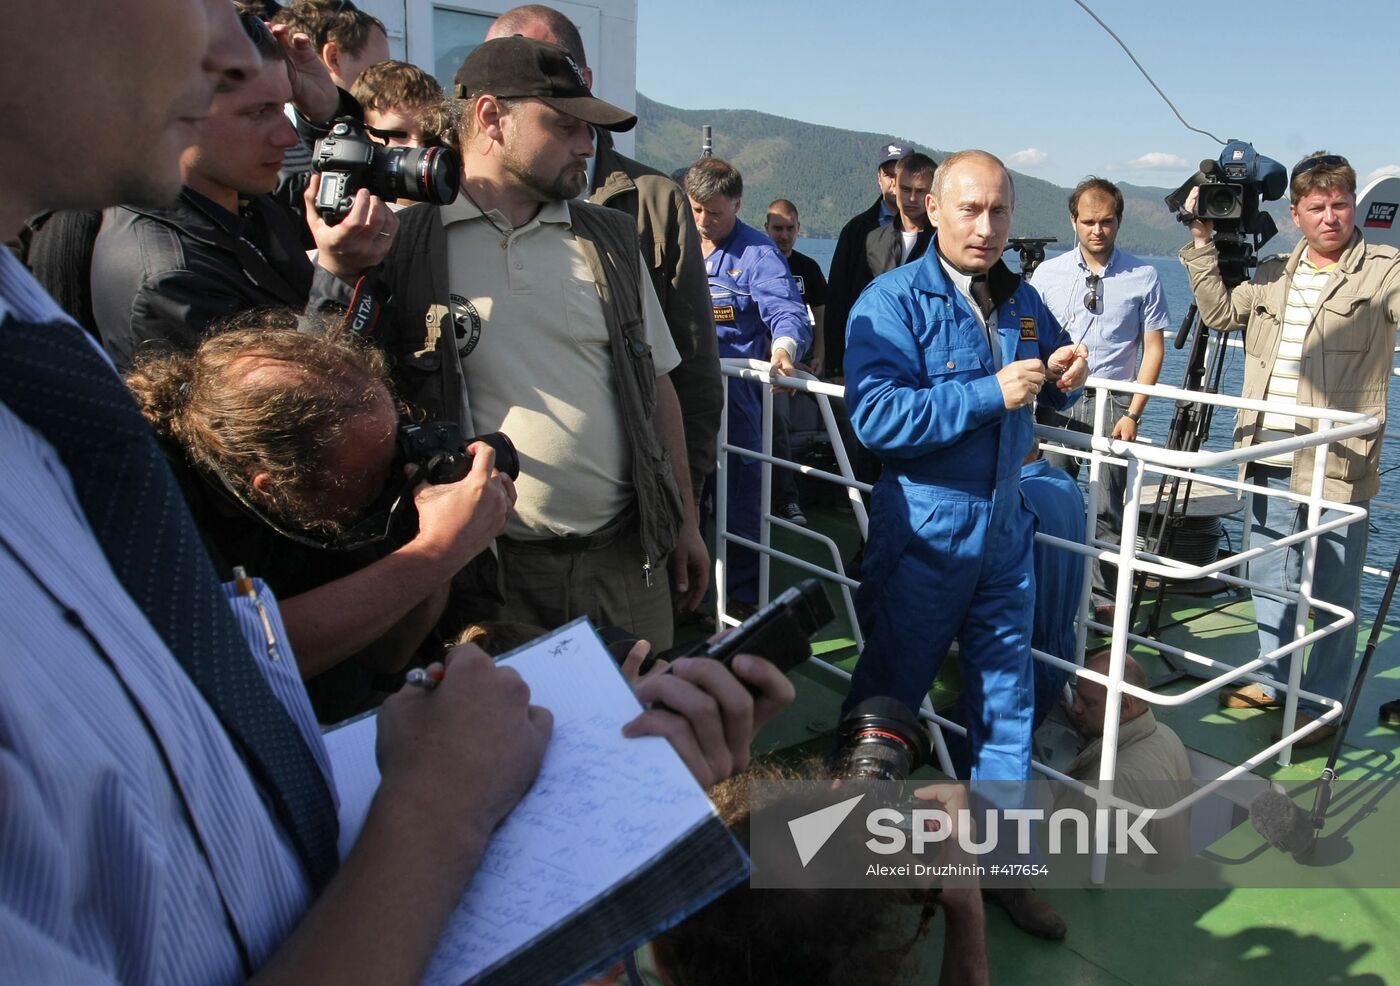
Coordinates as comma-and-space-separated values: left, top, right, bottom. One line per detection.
1030, 245, 1171, 381
0, 250, 324, 983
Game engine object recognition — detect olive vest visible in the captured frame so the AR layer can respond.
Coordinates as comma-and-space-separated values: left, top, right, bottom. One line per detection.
376, 199, 683, 569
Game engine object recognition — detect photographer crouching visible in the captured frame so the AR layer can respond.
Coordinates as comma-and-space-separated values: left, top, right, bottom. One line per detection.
127, 316, 514, 721
1179, 151, 1400, 742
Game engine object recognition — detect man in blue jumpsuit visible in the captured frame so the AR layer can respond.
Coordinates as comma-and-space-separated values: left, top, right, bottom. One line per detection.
843, 150, 1089, 785
685, 158, 811, 608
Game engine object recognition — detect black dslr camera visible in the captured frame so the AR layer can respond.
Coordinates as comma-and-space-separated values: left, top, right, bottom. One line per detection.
395, 421, 520, 484
312, 117, 461, 223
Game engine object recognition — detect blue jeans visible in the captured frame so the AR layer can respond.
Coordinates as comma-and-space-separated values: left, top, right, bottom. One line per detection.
1247, 465, 1369, 712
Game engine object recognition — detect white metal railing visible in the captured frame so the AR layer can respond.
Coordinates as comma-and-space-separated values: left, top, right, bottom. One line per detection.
714, 361, 1382, 881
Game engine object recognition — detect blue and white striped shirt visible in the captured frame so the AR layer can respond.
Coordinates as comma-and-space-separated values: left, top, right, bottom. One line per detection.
0, 251, 323, 982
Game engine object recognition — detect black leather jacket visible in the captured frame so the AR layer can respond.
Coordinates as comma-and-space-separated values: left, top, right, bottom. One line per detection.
90, 188, 351, 370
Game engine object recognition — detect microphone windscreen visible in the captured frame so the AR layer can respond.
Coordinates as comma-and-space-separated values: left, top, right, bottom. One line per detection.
1249, 789, 1313, 854
1199, 159, 1219, 176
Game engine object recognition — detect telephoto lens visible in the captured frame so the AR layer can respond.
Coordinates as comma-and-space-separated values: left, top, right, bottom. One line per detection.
374, 144, 461, 207
835, 697, 933, 782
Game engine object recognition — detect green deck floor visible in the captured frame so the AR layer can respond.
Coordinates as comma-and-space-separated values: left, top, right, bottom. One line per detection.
740, 504, 1400, 983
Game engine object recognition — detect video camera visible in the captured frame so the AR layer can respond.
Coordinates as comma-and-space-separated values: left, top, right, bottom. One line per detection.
1165, 139, 1286, 281
312, 117, 461, 223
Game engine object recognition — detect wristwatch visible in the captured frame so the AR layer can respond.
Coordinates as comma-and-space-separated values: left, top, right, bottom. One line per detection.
1125, 410, 1142, 423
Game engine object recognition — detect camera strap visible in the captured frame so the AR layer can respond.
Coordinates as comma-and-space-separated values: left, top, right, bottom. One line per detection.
340, 273, 383, 338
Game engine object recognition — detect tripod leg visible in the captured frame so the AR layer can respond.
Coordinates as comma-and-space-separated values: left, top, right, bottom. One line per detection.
1307, 536, 1400, 834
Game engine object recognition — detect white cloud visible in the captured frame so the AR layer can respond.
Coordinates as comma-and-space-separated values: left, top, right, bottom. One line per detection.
1124, 152, 1192, 171
1363, 164, 1400, 186
1007, 147, 1048, 168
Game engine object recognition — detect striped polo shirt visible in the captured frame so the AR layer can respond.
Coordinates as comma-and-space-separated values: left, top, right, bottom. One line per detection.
1259, 255, 1335, 465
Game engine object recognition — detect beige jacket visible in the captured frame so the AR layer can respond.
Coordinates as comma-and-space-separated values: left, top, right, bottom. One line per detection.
1056, 710, 1195, 873
1179, 230, 1400, 502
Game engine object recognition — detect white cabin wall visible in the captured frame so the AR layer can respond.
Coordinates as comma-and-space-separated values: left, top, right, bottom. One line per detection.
359, 0, 638, 157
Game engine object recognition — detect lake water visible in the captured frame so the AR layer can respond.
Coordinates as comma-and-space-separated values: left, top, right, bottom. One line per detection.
793, 236, 1400, 622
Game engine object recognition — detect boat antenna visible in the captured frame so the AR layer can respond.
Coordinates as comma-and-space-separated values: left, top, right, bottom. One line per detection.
1069, 0, 1226, 146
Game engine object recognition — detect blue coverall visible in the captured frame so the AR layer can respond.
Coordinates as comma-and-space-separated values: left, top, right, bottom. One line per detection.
704, 219, 810, 604
842, 242, 1076, 785
1020, 457, 1087, 730
945, 455, 1087, 776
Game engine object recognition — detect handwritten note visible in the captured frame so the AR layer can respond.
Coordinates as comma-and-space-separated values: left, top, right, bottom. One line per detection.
322, 619, 726, 985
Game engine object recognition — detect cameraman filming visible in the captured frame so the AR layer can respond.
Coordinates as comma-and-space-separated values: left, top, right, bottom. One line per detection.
1180, 151, 1400, 743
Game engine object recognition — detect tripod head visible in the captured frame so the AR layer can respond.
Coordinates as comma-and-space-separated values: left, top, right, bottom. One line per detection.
1005, 237, 1058, 278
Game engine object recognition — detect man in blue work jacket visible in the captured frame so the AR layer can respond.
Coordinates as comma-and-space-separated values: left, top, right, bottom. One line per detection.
843, 149, 1089, 786
685, 158, 811, 610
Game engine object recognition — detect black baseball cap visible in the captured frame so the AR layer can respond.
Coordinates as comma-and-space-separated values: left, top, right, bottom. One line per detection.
453, 36, 637, 133
877, 142, 913, 167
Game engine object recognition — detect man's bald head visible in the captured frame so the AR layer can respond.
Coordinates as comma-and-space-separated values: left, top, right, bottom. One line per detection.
932, 149, 1014, 206
487, 5, 590, 81
1071, 648, 1150, 737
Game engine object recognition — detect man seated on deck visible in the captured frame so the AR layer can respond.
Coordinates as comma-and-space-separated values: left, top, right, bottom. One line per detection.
1057, 650, 1194, 873
0, 4, 794, 981
1180, 152, 1400, 746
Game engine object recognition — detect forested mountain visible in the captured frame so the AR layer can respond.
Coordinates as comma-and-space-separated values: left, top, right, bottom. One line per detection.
635, 94, 1299, 257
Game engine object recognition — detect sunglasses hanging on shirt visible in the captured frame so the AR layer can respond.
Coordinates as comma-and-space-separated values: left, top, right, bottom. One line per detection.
1083, 272, 1102, 313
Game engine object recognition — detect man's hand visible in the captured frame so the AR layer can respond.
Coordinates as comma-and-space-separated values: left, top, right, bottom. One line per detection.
669, 519, 710, 612
770, 347, 797, 393
807, 333, 826, 378
411, 441, 516, 569
623, 653, 796, 786
268, 22, 340, 124
996, 358, 1046, 409
619, 639, 670, 685
1111, 415, 1139, 441
375, 647, 553, 843
1183, 187, 1215, 248
1047, 343, 1089, 391
306, 176, 398, 283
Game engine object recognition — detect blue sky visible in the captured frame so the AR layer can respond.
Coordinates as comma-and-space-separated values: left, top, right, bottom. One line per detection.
636, 0, 1399, 192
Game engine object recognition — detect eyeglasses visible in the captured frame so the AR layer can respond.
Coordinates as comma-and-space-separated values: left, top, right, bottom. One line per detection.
1290, 153, 1349, 184
1083, 273, 1101, 313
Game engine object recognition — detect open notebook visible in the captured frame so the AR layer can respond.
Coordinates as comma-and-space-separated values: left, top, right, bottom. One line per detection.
323, 618, 749, 986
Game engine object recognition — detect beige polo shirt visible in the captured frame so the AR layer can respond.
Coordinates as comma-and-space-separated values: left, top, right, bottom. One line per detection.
441, 196, 679, 539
